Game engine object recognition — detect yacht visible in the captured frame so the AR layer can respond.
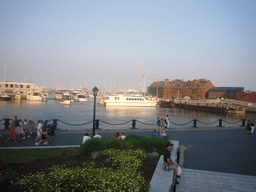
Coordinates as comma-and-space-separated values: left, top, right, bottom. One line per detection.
0, 93, 12, 101
102, 94, 157, 107
26, 90, 43, 101
74, 93, 87, 102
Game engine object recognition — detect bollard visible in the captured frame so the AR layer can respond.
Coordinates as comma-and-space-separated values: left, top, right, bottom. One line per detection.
52, 119, 58, 134
4, 118, 10, 130
241, 119, 246, 127
131, 119, 137, 129
176, 148, 180, 164
95, 119, 100, 129
192, 119, 197, 128
218, 119, 223, 127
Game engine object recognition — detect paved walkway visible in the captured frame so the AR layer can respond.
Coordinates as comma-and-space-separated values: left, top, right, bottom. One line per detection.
176, 168, 256, 192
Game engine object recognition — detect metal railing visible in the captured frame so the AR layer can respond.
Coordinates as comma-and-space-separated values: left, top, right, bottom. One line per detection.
1, 118, 247, 130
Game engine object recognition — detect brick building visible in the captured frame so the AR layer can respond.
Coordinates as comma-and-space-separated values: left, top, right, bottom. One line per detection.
236, 92, 256, 103
162, 79, 214, 99
207, 87, 244, 99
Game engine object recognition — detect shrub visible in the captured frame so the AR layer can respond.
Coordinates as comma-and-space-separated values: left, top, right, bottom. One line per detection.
80, 138, 105, 155
105, 138, 125, 150
13, 149, 149, 191
151, 137, 169, 155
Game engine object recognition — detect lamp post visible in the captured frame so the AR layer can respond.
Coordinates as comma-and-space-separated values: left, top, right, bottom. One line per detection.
92, 86, 99, 137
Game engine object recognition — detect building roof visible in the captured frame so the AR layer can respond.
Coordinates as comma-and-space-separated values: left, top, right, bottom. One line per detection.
208, 87, 244, 93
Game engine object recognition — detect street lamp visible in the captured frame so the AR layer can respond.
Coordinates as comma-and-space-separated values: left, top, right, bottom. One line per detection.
92, 86, 99, 137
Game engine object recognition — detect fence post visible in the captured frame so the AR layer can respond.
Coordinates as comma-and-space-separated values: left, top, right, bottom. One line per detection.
192, 119, 197, 128
131, 119, 137, 129
53, 119, 58, 131
95, 119, 100, 129
218, 119, 223, 127
4, 118, 10, 130
241, 119, 246, 127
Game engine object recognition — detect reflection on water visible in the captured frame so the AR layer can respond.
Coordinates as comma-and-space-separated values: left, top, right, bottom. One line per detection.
0, 99, 255, 130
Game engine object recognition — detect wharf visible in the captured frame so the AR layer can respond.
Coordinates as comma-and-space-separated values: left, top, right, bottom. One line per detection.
1, 128, 256, 191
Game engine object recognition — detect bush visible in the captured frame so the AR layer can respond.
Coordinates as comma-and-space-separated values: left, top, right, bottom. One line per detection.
105, 138, 125, 150
80, 138, 105, 155
13, 149, 149, 191
151, 137, 169, 155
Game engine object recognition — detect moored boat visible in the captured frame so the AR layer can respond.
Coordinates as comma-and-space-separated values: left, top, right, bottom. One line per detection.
0, 93, 12, 101
60, 100, 71, 105
102, 94, 157, 107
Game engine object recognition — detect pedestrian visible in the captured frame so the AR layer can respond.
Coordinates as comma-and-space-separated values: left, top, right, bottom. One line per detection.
120, 132, 126, 139
23, 119, 31, 138
156, 117, 161, 133
37, 124, 49, 146
15, 119, 26, 140
35, 120, 43, 145
114, 132, 121, 139
82, 133, 91, 144
246, 120, 251, 134
160, 118, 166, 135
251, 120, 254, 135
166, 115, 171, 129
163, 142, 179, 184
5, 123, 17, 144
161, 130, 168, 137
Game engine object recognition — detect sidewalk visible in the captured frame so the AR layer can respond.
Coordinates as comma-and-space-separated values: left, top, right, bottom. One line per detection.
176, 168, 256, 192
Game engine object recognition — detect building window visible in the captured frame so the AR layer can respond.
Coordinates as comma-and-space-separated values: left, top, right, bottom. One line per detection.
10, 84, 13, 88
20, 85, 23, 88
27, 85, 30, 88
15, 84, 19, 88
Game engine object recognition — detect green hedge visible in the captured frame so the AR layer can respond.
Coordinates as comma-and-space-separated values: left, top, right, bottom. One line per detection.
80, 135, 168, 156
13, 149, 149, 191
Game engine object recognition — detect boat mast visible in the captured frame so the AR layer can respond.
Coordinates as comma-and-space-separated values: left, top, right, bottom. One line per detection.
4, 62, 6, 82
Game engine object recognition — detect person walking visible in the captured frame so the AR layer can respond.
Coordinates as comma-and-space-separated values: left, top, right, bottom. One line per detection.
37, 124, 49, 146
5, 123, 17, 144
246, 120, 251, 134
35, 120, 43, 145
156, 117, 161, 133
166, 115, 171, 129
160, 118, 166, 135
82, 133, 91, 144
251, 120, 255, 135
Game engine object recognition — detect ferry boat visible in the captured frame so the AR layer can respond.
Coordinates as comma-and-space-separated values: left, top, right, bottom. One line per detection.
102, 95, 157, 107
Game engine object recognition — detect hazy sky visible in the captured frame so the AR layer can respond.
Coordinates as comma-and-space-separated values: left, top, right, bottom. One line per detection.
1, 0, 255, 92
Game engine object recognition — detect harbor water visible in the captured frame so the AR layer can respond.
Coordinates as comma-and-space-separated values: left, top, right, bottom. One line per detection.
1, 96, 255, 131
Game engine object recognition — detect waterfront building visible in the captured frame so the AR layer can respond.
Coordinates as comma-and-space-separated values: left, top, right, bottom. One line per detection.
236, 92, 256, 103
162, 79, 214, 100
0, 81, 34, 98
207, 87, 244, 99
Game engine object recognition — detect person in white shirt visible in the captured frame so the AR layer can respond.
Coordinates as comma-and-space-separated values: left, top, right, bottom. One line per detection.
93, 132, 102, 139
82, 133, 91, 144
120, 132, 126, 139
35, 120, 43, 145
166, 115, 171, 129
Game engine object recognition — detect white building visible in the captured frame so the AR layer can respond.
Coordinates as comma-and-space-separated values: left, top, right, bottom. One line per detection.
0, 81, 34, 98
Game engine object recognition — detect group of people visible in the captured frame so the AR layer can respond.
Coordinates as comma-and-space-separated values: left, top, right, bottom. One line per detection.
82, 132, 126, 144
5, 116, 51, 146
5, 116, 35, 144
152, 115, 171, 137
246, 120, 255, 135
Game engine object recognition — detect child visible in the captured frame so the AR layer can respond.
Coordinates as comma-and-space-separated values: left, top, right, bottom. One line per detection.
5, 123, 17, 144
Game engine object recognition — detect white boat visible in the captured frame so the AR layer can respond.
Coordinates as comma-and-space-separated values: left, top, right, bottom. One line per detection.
26, 90, 43, 101
60, 100, 71, 105
102, 94, 157, 107
74, 94, 87, 102
0, 93, 12, 101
